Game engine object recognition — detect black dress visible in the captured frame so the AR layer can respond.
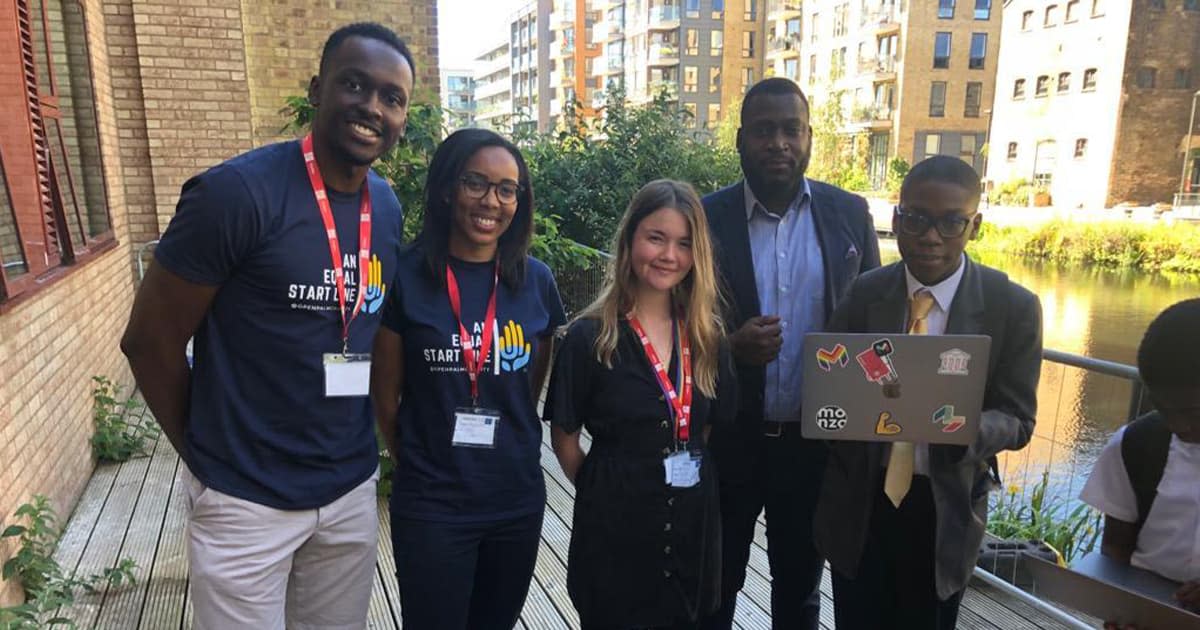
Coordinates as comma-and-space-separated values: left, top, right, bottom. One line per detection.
545, 317, 737, 628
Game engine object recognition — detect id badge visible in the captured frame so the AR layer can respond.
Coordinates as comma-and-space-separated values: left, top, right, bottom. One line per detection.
452, 407, 500, 449
663, 451, 701, 488
323, 353, 371, 397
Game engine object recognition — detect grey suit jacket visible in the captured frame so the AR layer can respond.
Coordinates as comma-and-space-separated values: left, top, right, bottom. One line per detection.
812, 257, 1043, 599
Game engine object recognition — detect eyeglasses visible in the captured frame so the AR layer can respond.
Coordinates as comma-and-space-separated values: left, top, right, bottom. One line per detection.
460, 173, 522, 204
893, 207, 977, 238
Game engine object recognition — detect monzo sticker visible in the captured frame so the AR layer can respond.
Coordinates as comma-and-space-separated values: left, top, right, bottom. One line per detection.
815, 405, 848, 431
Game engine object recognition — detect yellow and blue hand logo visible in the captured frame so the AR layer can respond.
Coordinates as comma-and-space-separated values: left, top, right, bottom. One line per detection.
499, 320, 531, 372
364, 254, 386, 314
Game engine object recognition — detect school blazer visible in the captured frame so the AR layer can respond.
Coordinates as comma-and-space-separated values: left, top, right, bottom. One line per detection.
813, 257, 1043, 600
701, 180, 881, 429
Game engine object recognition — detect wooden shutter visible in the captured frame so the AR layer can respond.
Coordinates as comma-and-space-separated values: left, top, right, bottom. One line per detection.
16, 0, 64, 266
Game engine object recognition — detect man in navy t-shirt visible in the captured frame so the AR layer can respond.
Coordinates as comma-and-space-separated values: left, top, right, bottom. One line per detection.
121, 23, 413, 630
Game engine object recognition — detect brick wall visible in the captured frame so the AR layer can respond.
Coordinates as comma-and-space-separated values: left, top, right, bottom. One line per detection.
240, 0, 441, 147
1109, 4, 1200, 205
0, 0, 135, 608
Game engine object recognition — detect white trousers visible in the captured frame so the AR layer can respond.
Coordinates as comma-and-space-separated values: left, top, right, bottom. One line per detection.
183, 467, 379, 630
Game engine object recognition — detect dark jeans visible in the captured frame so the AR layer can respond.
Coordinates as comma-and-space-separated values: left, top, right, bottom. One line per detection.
392, 510, 543, 630
702, 427, 826, 630
831, 476, 964, 630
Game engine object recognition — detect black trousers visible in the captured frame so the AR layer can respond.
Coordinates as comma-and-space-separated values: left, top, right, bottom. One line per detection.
702, 427, 826, 630
391, 510, 543, 630
831, 476, 965, 630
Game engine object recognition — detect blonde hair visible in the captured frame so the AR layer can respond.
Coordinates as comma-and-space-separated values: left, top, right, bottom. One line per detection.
577, 179, 724, 397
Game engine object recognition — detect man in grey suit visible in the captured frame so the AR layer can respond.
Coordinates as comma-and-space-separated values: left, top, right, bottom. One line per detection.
701, 78, 880, 629
813, 156, 1042, 629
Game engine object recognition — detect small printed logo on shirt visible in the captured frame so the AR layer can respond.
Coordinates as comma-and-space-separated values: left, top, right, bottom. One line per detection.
364, 253, 387, 314
499, 320, 531, 372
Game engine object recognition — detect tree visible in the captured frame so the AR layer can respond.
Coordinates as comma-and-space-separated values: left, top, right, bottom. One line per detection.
806, 89, 871, 192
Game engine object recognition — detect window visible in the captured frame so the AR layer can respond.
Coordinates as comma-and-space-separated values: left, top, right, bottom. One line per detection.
707, 103, 721, 129
925, 134, 943, 158
709, 67, 722, 92
1066, 0, 1080, 21
1022, 10, 1034, 29
742, 31, 755, 58
1007, 142, 1018, 160
834, 3, 849, 36
961, 135, 977, 158
684, 66, 698, 92
783, 58, 798, 79
930, 81, 947, 117
933, 32, 952, 68
1013, 78, 1027, 98
811, 13, 820, 42
686, 29, 699, 55
711, 30, 723, 56
1083, 68, 1097, 90
1045, 5, 1058, 26
713, 0, 726, 18
969, 33, 987, 69
809, 55, 818, 83
1176, 68, 1193, 89
685, 0, 700, 18
1074, 138, 1087, 158
742, 67, 755, 91
0, 0, 113, 301
1036, 75, 1050, 96
1136, 67, 1157, 89
1092, 0, 1104, 16
1058, 72, 1071, 92
1149, 0, 1165, 8
939, 0, 955, 19
1187, 0, 1200, 10
744, 0, 756, 20
684, 102, 698, 126
786, 18, 801, 36
975, 0, 992, 19
965, 81, 982, 117
831, 47, 847, 80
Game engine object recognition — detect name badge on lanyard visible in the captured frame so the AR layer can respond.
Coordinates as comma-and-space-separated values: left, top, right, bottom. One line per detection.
448, 262, 502, 448
628, 314, 700, 488
301, 134, 374, 398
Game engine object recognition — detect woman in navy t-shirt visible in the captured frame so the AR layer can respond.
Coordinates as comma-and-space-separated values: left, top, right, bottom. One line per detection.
546, 180, 736, 628
370, 129, 565, 629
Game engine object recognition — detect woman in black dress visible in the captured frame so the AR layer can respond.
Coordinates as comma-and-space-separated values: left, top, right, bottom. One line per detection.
545, 179, 736, 629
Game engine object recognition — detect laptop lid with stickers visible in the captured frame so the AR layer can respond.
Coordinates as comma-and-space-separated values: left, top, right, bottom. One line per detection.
800, 333, 992, 445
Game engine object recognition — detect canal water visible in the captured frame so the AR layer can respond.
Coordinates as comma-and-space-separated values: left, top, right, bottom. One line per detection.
880, 240, 1200, 508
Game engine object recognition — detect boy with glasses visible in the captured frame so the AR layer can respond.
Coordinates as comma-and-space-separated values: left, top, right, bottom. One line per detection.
812, 155, 1043, 629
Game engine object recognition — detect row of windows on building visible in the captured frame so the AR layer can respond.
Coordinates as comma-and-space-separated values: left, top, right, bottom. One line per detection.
928, 81, 985, 118
937, 0, 995, 20
1020, 0, 1108, 30
811, 0, 994, 44
932, 32, 988, 70
1004, 138, 1090, 161
1009, 66, 1192, 98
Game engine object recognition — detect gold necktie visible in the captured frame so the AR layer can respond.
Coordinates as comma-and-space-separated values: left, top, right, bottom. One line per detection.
883, 289, 935, 508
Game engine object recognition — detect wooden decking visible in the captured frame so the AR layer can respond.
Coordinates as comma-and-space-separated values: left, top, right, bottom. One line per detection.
50, 426, 1082, 629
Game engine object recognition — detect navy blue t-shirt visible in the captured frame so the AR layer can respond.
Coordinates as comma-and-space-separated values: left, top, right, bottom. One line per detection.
155, 140, 403, 510
382, 244, 566, 522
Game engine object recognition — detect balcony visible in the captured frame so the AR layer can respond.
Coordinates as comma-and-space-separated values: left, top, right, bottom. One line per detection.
603, 55, 625, 74
850, 103, 894, 128
554, 39, 576, 58
648, 43, 679, 66
602, 21, 624, 41
648, 4, 681, 30
552, 9, 577, 29
858, 55, 898, 80
862, 4, 900, 34
767, 33, 802, 57
648, 79, 679, 100
768, 0, 802, 20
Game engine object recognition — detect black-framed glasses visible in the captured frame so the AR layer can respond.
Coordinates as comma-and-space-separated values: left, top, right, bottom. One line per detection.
460, 173, 522, 204
894, 207, 977, 238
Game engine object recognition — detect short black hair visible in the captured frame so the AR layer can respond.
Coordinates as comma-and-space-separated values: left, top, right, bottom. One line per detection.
320, 23, 415, 77
740, 78, 810, 125
419, 129, 534, 290
901, 155, 982, 204
1137, 298, 1200, 391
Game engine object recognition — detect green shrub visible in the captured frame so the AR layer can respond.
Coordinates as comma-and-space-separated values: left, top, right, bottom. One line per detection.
90, 376, 159, 463
987, 471, 1102, 565
970, 220, 1200, 274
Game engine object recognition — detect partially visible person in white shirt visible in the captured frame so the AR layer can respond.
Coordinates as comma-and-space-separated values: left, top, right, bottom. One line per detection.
1080, 298, 1200, 615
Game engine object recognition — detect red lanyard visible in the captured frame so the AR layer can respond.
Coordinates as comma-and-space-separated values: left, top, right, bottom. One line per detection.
628, 315, 692, 444
446, 263, 499, 405
301, 134, 372, 353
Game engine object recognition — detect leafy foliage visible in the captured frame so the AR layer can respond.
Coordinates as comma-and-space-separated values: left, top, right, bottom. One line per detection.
971, 220, 1200, 274
987, 471, 1102, 565
524, 86, 741, 249
90, 376, 159, 463
1, 496, 138, 628
806, 90, 871, 193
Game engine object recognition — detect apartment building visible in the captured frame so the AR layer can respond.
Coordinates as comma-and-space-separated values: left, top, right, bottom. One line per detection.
593, 0, 766, 130
442, 69, 477, 130
548, 0, 603, 128
987, 0, 1200, 208
511, 1, 553, 133
791, 0, 1000, 188
474, 42, 514, 131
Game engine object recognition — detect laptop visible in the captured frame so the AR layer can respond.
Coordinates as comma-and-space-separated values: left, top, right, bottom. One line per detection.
800, 333, 991, 445
1022, 553, 1200, 628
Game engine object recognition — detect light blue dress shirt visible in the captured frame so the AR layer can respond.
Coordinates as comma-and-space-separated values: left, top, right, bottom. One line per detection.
744, 180, 825, 423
